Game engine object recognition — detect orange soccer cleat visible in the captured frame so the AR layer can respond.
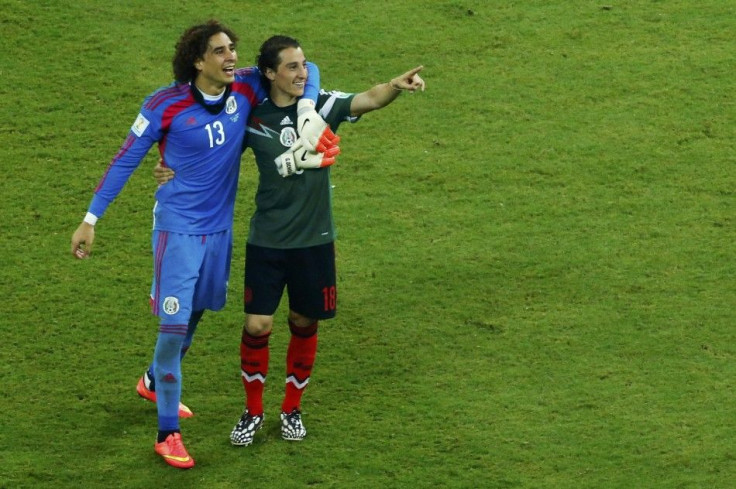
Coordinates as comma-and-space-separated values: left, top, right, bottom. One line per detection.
154, 432, 194, 469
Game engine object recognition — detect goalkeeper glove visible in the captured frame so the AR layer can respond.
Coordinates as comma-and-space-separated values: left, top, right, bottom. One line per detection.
297, 99, 341, 152
274, 139, 341, 178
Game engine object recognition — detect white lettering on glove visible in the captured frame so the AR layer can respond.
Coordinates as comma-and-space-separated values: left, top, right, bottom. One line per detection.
273, 139, 340, 178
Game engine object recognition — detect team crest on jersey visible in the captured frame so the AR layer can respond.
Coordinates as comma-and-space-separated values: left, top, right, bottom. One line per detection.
131, 113, 150, 137
162, 296, 180, 315
225, 95, 237, 114
280, 127, 298, 147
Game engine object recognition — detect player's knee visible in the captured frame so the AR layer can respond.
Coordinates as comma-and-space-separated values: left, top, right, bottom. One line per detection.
288, 310, 317, 328
155, 330, 185, 361
245, 314, 273, 336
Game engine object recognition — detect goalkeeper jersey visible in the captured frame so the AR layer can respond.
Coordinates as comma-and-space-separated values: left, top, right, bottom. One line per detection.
246, 90, 356, 249
86, 65, 321, 235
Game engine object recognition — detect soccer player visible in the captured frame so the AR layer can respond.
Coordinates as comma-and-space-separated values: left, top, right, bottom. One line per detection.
231, 36, 424, 446
69, 21, 334, 469
158, 35, 426, 446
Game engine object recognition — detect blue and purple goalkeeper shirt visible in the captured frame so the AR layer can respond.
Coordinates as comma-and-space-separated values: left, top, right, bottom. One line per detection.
86, 63, 321, 235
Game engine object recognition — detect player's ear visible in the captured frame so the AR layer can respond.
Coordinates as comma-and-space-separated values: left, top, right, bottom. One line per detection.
265, 68, 276, 81
194, 59, 204, 71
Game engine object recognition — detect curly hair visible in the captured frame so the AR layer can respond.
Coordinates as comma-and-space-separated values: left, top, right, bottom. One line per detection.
256, 35, 301, 91
172, 20, 239, 83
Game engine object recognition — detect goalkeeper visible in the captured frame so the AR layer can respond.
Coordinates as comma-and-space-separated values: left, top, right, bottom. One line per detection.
156, 34, 425, 446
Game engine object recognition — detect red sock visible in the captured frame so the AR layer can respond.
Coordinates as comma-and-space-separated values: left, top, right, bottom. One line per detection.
282, 321, 318, 413
240, 329, 270, 416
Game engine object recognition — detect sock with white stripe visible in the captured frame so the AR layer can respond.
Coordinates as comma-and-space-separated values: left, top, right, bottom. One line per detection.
240, 329, 270, 416
281, 320, 318, 413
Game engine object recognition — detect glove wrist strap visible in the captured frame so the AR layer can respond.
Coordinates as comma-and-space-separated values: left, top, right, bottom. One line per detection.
297, 98, 316, 116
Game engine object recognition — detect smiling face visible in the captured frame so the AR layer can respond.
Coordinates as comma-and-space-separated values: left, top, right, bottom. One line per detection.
265, 46, 308, 106
193, 31, 237, 95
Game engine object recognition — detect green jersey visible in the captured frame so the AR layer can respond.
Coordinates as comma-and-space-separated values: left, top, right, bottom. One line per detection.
245, 90, 356, 249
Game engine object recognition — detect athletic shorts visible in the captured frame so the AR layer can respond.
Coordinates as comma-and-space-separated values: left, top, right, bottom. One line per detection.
150, 229, 233, 324
244, 242, 336, 320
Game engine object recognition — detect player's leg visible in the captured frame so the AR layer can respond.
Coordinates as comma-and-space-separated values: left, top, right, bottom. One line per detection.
137, 308, 201, 418
180, 309, 204, 360
137, 231, 198, 419
231, 244, 286, 446
149, 231, 203, 468
280, 242, 337, 441
152, 324, 188, 439
142, 308, 203, 371
230, 313, 271, 446
241, 314, 273, 415
170, 227, 234, 381
240, 244, 286, 416
280, 312, 317, 441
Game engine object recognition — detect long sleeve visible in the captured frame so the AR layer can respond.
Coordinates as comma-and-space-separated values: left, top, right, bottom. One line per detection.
88, 121, 157, 218
303, 61, 321, 102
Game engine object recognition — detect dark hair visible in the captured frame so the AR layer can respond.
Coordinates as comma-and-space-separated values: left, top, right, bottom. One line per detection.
256, 35, 301, 90
172, 20, 239, 83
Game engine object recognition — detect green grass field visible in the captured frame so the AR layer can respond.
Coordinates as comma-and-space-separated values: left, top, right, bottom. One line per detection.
2, 1, 735, 487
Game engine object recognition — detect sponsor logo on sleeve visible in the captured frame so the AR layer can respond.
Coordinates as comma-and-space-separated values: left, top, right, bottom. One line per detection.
131, 113, 150, 137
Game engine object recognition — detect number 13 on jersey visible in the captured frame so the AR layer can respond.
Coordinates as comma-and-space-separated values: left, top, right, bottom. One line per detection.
205, 121, 226, 147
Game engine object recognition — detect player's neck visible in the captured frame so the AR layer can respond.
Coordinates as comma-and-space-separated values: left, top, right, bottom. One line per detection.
193, 78, 227, 97
269, 89, 297, 108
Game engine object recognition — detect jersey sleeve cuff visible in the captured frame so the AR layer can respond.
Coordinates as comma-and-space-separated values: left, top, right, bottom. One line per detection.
83, 212, 98, 226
